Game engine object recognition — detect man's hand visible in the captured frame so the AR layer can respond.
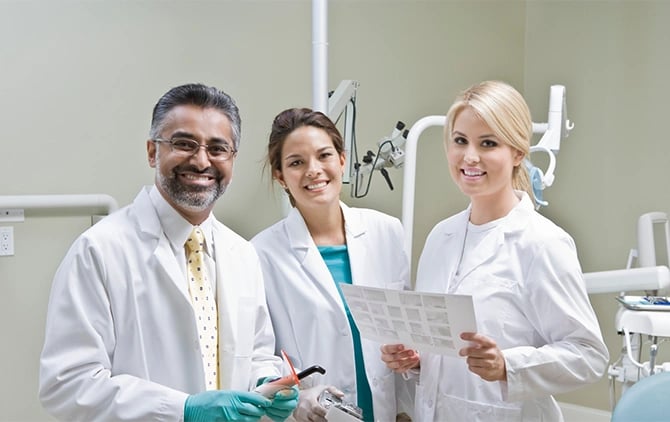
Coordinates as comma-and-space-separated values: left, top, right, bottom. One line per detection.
265, 386, 299, 422
184, 390, 271, 422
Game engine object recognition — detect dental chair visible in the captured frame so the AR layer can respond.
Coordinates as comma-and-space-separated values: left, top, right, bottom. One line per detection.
584, 212, 670, 417
611, 370, 670, 421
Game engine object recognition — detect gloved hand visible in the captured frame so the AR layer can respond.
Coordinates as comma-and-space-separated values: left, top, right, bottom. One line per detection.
292, 385, 344, 422
184, 390, 271, 422
265, 385, 299, 422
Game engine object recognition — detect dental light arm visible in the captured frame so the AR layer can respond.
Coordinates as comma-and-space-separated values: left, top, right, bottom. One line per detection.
401, 115, 446, 263
526, 85, 574, 209
327, 80, 359, 184
533, 85, 574, 153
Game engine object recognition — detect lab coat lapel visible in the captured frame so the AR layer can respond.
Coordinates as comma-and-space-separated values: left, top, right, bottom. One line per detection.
212, 223, 239, 389
342, 203, 369, 287
452, 195, 531, 282
285, 207, 348, 315
134, 188, 190, 303
454, 226, 505, 282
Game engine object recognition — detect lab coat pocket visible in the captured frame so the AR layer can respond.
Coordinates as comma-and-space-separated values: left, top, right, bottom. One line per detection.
370, 371, 395, 420
461, 272, 519, 311
413, 384, 433, 422
435, 392, 522, 422
467, 272, 517, 291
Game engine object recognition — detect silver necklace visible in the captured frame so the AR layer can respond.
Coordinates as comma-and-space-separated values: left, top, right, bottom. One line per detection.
454, 216, 470, 277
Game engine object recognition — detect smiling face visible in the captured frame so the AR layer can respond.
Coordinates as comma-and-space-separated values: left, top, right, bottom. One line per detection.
147, 104, 235, 224
447, 106, 523, 207
274, 125, 345, 212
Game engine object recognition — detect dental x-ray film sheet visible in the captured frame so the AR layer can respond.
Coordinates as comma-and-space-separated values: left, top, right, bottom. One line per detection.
339, 284, 477, 356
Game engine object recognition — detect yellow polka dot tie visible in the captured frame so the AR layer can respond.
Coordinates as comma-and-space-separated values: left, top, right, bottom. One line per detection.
185, 227, 219, 390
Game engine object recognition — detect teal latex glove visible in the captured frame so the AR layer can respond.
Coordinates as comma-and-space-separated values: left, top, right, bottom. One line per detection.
184, 390, 271, 422
266, 385, 299, 422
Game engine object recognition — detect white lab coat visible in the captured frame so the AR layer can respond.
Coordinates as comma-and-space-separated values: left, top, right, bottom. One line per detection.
413, 193, 609, 422
39, 186, 281, 422
251, 203, 410, 422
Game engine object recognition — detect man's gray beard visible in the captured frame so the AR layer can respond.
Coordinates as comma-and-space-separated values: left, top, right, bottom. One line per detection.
155, 154, 226, 211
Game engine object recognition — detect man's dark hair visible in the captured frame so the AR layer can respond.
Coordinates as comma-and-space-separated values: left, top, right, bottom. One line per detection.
150, 83, 241, 150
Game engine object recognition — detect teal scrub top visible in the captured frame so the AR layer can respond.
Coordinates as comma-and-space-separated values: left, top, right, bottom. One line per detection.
318, 245, 373, 422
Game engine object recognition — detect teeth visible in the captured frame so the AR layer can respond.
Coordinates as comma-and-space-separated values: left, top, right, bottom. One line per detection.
307, 181, 327, 190
463, 170, 483, 176
184, 174, 210, 180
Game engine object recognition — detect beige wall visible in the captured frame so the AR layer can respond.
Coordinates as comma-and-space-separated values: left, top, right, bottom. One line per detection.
1, 0, 667, 420
524, 0, 670, 411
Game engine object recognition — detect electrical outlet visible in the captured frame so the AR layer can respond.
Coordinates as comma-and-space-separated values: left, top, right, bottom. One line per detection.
0, 226, 14, 256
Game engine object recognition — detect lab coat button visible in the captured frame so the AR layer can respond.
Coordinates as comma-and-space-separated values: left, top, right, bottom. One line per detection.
427, 399, 434, 408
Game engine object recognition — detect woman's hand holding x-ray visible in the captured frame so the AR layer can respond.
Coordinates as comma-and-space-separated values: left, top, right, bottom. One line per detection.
380, 344, 420, 373
459, 332, 507, 382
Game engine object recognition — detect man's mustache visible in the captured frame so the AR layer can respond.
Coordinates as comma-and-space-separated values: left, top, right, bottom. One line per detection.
173, 165, 221, 181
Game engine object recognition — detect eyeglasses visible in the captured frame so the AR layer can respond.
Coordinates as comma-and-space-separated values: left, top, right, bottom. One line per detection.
153, 137, 237, 161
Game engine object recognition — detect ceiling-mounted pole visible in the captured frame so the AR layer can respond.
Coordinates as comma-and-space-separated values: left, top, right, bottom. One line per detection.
312, 0, 328, 113
281, 0, 328, 217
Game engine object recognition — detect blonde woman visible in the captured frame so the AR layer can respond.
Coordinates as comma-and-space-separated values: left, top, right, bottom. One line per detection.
381, 81, 608, 421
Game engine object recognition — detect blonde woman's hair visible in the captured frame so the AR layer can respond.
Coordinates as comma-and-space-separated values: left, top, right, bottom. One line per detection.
444, 80, 533, 199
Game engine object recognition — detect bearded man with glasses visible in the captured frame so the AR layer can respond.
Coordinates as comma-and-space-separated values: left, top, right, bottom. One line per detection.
39, 83, 298, 422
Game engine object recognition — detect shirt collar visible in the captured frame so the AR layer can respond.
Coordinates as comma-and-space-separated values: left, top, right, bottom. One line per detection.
149, 185, 215, 256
